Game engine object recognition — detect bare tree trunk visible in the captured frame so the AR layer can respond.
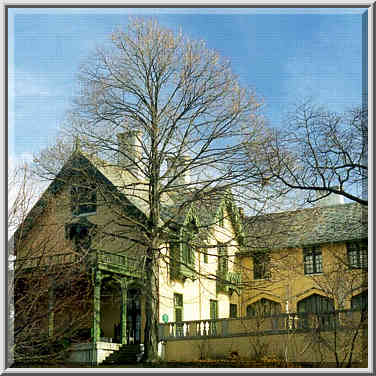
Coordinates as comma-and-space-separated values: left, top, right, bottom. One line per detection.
142, 248, 159, 362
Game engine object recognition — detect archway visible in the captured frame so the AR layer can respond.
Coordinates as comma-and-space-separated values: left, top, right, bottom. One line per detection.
297, 293, 335, 329
100, 277, 121, 341
297, 293, 334, 314
246, 298, 282, 317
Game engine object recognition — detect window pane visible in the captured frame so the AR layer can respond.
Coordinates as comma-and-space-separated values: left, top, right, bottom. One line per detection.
246, 299, 281, 317
348, 250, 358, 267
304, 254, 314, 274
298, 294, 334, 314
71, 185, 97, 215
315, 253, 323, 273
174, 293, 183, 307
304, 247, 322, 274
230, 304, 237, 318
210, 300, 218, 320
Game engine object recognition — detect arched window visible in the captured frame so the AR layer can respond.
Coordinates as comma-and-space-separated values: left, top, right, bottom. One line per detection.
297, 294, 335, 314
246, 298, 282, 317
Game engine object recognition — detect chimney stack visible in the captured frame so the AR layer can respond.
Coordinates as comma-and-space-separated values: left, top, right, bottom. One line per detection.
167, 155, 191, 187
117, 130, 143, 177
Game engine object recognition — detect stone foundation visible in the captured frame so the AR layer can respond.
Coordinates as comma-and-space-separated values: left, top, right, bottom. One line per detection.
68, 342, 122, 365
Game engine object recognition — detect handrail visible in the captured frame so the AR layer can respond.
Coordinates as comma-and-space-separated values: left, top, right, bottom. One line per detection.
158, 309, 367, 340
15, 249, 144, 276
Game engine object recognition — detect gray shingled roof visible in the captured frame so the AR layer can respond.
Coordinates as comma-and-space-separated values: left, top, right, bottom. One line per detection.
75, 151, 227, 228
242, 203, 367, 252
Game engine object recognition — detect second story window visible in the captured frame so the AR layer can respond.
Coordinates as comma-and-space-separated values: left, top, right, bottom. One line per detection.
181, 229, 194, 266
303, 246, 323, 274
71, 184, 97, 216
253, 252, 270, 280
347, 240, 368, 269
217, 243, 228, 274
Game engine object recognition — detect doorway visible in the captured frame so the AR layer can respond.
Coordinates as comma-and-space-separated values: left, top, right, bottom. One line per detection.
127, 288, 141, 344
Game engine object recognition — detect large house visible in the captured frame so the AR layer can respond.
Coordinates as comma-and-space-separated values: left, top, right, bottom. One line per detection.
11, 133, 368, 366
12, 133, 243, 364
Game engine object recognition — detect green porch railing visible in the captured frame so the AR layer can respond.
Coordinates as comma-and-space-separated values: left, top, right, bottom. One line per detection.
93, 250, 144, 277
15, 250, 145, 278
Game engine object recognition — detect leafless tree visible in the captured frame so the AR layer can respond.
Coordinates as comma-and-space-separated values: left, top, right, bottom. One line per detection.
245, 100, 368, 206
33, 17, 263, 362
9, 163, 94, 365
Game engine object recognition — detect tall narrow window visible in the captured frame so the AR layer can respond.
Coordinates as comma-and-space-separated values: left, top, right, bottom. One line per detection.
174, 293, 183, 336
229, 303, 237, 318
181, 219, 197, 267
303, 246, 323, 274
71, 184, 96, 216
210, 299, 218, 320
217, 243, 228, 274
253, 252, 270, 280
347, 241, 368, 269
181, 229, 194, 265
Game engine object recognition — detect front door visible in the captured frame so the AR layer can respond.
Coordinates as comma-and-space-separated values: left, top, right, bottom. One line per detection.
127, 288, 141, 344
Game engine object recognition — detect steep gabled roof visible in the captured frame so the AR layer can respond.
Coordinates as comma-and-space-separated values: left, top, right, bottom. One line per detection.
14, 150, 243, 245
242, 203, 367, 253
13, 150, 148, 244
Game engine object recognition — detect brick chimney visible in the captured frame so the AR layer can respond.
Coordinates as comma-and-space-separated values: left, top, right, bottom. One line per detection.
117, 130, 143, 177
167, 155, 191, 186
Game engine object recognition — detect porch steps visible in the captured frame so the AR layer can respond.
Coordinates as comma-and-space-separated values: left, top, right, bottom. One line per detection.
102, 344, 140, 365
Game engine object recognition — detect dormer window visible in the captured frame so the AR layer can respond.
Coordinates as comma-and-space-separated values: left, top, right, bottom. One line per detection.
71, 185, 97, 216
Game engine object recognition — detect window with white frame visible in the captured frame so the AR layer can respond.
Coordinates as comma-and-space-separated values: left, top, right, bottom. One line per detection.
347, 240, 367, 269
303, 246, 323, 274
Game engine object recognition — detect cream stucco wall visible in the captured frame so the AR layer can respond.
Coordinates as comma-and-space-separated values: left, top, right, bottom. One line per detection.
158, 210, 242, 323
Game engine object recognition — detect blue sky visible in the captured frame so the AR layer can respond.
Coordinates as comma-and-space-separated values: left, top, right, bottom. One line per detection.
8, 7, 366, 163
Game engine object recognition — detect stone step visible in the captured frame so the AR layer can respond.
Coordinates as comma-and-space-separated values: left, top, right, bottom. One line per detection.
102, 344, 141, 365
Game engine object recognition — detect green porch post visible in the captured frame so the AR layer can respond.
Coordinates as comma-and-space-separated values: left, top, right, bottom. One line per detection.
120, 279, 128, 345
48, 279, 55, 337
93, 269, 102, 344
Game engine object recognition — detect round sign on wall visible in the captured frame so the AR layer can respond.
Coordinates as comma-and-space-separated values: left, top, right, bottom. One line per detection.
162, 314, 169, 323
